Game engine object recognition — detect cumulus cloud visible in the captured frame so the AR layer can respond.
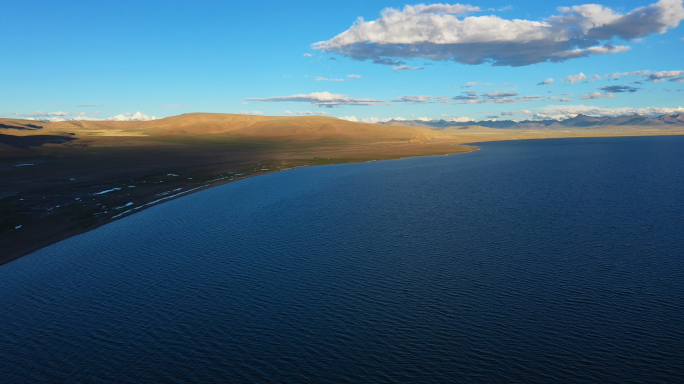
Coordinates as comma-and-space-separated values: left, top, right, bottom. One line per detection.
605, 69, 684, 82
240, 111, 264, 115
451, 90, 575, 104
598, 85, 639, 92
26, 111, 70, 117
245, 91, 387, 106
580, 92, 615, 99
394, 66, 424, 70
347, 74, 362, 78
373, 58, 405, 66
449, 116, 476, 122
537, 78, 554, 85
392, 95, 446, 103
161, 105, 186, 108
315, 76, 345, 81
294, 111, 330, 115
452, 91, 524, 104
605, 70, 651, 79
284, 110, 293, 114
312, 0, 684, 67
303, 53, 312, 57
647, 70, 684, 82
562, 73, 588, 84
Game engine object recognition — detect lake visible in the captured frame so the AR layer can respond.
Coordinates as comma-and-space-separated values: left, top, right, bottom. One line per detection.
1, 136, 683, 382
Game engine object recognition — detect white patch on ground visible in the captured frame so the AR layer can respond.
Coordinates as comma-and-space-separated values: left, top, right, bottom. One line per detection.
114, 202, 134, 209
15, 225, 22, 229
94, 188, 122, 195
14, 164, 34, 167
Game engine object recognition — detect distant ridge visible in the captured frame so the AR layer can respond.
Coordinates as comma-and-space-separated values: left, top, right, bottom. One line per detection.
5, 113, 451, 143
379, 114, 684, 129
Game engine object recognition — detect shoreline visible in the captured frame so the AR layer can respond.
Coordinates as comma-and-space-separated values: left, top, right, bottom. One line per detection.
0, 143, 477, 266
3, 132, 684, 267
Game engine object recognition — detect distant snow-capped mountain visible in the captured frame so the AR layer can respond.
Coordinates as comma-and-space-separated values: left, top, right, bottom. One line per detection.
105, 112, 157, 121
28, 112, 157, 122
71, 116, 104, 121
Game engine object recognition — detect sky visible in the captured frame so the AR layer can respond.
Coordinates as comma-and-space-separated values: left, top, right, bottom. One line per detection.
1, 0, 683, 122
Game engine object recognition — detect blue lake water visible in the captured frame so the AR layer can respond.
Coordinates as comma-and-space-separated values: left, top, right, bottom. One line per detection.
1, 136, 684, 382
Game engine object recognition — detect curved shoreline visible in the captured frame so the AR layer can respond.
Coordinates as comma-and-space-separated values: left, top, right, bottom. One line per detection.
3, 131, 684, 267
0, 143, 477, 266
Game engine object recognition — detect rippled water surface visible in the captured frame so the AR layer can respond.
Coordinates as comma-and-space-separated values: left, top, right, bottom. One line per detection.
2, 137, 684, 383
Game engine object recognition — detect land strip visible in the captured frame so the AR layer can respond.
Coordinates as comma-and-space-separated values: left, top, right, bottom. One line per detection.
2, 114, 683, 265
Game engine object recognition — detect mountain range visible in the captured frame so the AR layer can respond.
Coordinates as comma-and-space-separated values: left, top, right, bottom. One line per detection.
379, 114, 684, 129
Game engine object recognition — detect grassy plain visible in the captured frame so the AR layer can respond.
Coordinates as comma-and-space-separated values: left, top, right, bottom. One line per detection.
1, 113, 683, 265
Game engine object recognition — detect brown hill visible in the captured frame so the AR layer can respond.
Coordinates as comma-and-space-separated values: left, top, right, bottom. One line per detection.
41, 113, 448, 142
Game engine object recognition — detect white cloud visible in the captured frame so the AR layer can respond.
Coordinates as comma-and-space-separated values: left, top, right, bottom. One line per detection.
441, 114, 448, 117
303, 53, 312, 57
416, 117, 436, 121
503, 82, 517, 86
392, 95, 447, 104
294, 111, 331, 115
283, 110, 293, 114
339, 116, 407, 123
537, 78, 554, 85
605, 69, 684, 82
24, 111, 70, 117
548, 96, 572, 102
245, 91, 387, 106
462, 82, 478, 88
580, 92, 615, 99
240, 111, 264, 115
313, 0, 684, 67
605, 70, 651, 79
647, 70, 684, 82
535, 104, 684, 119
562, 73, 588, 84
394, 66, 424, 70
448, 116, 476, 122
347, 74, 362, 78
106, 112, 156, 121
315, 76, 345, 81
71, 116, 103, 121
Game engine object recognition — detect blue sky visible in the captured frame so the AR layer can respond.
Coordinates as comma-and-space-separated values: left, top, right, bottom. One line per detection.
1, 0, 683, 122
